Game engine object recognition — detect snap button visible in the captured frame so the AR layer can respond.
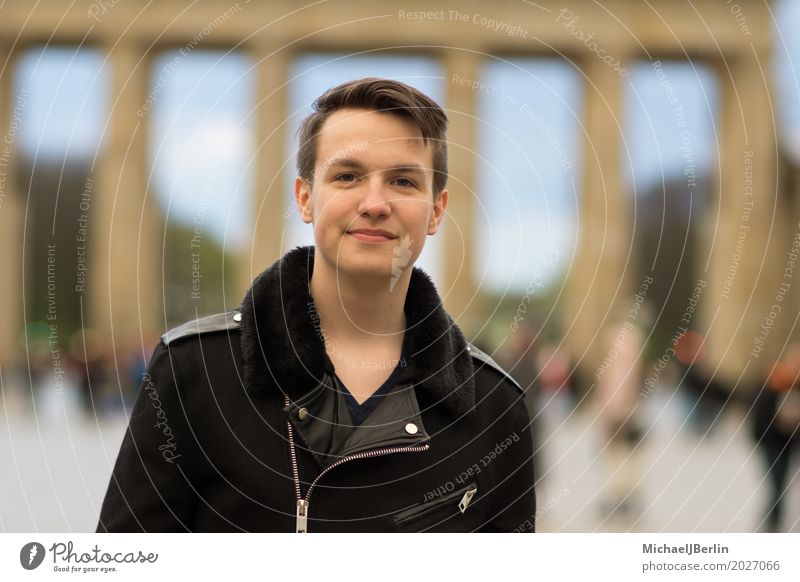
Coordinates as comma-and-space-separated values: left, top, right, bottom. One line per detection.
404, 422, 418, 435
298, 408, 309, 421
233, 312, 242, 322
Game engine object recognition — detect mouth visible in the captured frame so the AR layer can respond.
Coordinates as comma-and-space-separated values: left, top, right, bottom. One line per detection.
347, 229, 397, 244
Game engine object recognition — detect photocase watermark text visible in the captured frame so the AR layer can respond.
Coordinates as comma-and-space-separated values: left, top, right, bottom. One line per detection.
75, 177, 93, 293
642, 279, 706, 397
142, 372, 181, 463
137, 2, 250, 117
596, 274, 653, 380
0, 89, 29, 208
190, 184, 210, 300
87, 0, 122, 22
750, 222, 800, 359
556, 9, 628, 76
725, 0, 752, 36
721, 150, 754, 300
422, 432, 520, 502
451, 74, 573, 171
652, 61, 699, 193
307, 299, 406, 371
46, 243, 65, 395
513, 486, 570, 532
398, 9, 529, 39
511, 248, 560, 332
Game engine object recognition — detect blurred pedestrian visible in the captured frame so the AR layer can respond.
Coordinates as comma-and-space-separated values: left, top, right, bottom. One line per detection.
594, 321, 645, 522
751, 342, 800, 532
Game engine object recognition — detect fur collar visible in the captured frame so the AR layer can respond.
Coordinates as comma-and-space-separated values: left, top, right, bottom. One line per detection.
239, 246, 475, 417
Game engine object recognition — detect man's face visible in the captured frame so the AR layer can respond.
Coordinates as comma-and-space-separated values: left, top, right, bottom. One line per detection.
295, 107, 447, 284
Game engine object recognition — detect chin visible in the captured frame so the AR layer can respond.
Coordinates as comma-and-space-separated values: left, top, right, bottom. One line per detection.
338, 253, 393, 278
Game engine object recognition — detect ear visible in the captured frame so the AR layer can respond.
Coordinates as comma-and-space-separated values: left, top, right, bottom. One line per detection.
294, 176, 313, 224
427, 188, 448, 235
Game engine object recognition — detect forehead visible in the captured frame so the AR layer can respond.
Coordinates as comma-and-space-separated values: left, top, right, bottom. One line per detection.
315, 108, 431, 167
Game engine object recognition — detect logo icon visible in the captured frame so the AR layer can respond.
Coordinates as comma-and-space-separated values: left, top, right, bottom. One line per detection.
390, 235, 413, 292
20, 542, 46, 570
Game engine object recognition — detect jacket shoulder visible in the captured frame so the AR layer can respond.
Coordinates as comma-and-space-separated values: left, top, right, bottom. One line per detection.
467, 342, 523, 394
161, 310, 242, 346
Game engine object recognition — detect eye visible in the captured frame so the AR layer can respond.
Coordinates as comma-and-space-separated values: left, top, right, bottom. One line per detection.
335, 173, 359, 183
393, 177, 417, 188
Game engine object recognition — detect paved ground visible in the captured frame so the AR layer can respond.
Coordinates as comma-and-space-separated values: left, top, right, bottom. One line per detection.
0, 383, 127, 532
535, 387, 800, 532
1, 378, 798, 532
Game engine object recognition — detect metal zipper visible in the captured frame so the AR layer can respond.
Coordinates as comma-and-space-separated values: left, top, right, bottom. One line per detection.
393, 482, 478, 527
459, 484, 478, 513
284, 395, 430, 533
285, 404, 302, 501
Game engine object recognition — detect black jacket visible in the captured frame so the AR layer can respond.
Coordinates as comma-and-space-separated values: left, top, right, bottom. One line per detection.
97, 246, 535, 532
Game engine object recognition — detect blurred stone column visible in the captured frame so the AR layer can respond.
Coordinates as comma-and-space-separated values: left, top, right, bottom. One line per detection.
242, 44, 289, 293
442, 50, 481, 333
90, 43, 160, 355
564, 57, 631, 378
703, 52, 783, 390
0, 45, 22, 367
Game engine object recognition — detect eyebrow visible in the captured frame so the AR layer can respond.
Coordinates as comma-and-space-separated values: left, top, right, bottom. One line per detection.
326, 158, 427, 176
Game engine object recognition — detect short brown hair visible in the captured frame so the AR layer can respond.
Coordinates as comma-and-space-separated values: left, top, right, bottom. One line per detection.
296, 77, 449, 195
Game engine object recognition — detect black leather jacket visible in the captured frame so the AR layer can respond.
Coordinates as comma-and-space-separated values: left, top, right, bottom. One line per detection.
97, 246, 535, 532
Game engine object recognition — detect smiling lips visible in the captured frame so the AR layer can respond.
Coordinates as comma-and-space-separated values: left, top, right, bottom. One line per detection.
347, 228, 397, 243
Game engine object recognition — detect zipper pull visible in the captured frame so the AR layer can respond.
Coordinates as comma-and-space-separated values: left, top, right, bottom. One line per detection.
296, 499, 309, 533
459, 485, 478, 513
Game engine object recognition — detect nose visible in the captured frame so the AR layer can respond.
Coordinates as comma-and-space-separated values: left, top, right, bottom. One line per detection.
356, 174, 392, 218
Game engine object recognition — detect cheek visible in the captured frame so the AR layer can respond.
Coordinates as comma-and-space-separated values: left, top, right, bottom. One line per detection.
408, 202, 434, 230
311, 193, 349, 234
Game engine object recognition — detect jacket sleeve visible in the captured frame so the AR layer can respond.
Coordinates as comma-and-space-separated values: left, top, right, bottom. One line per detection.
479, 396, 536, 532
96, 340, 199, 532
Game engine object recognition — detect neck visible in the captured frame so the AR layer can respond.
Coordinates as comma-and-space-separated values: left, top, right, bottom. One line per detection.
310, 255, 409, 348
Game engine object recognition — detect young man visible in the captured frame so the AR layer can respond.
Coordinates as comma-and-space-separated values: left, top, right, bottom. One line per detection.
97, 78, 535, 532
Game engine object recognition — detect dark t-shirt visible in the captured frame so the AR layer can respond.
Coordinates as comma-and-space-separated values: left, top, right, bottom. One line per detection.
333, 331, 411, 426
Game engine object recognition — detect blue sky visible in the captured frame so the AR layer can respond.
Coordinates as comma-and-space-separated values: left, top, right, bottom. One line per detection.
12, 0, 800, 294
624, 62, 718, 196
15, 47, 108, 164
476, 58, 582, 292
147, 50, 255, 250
